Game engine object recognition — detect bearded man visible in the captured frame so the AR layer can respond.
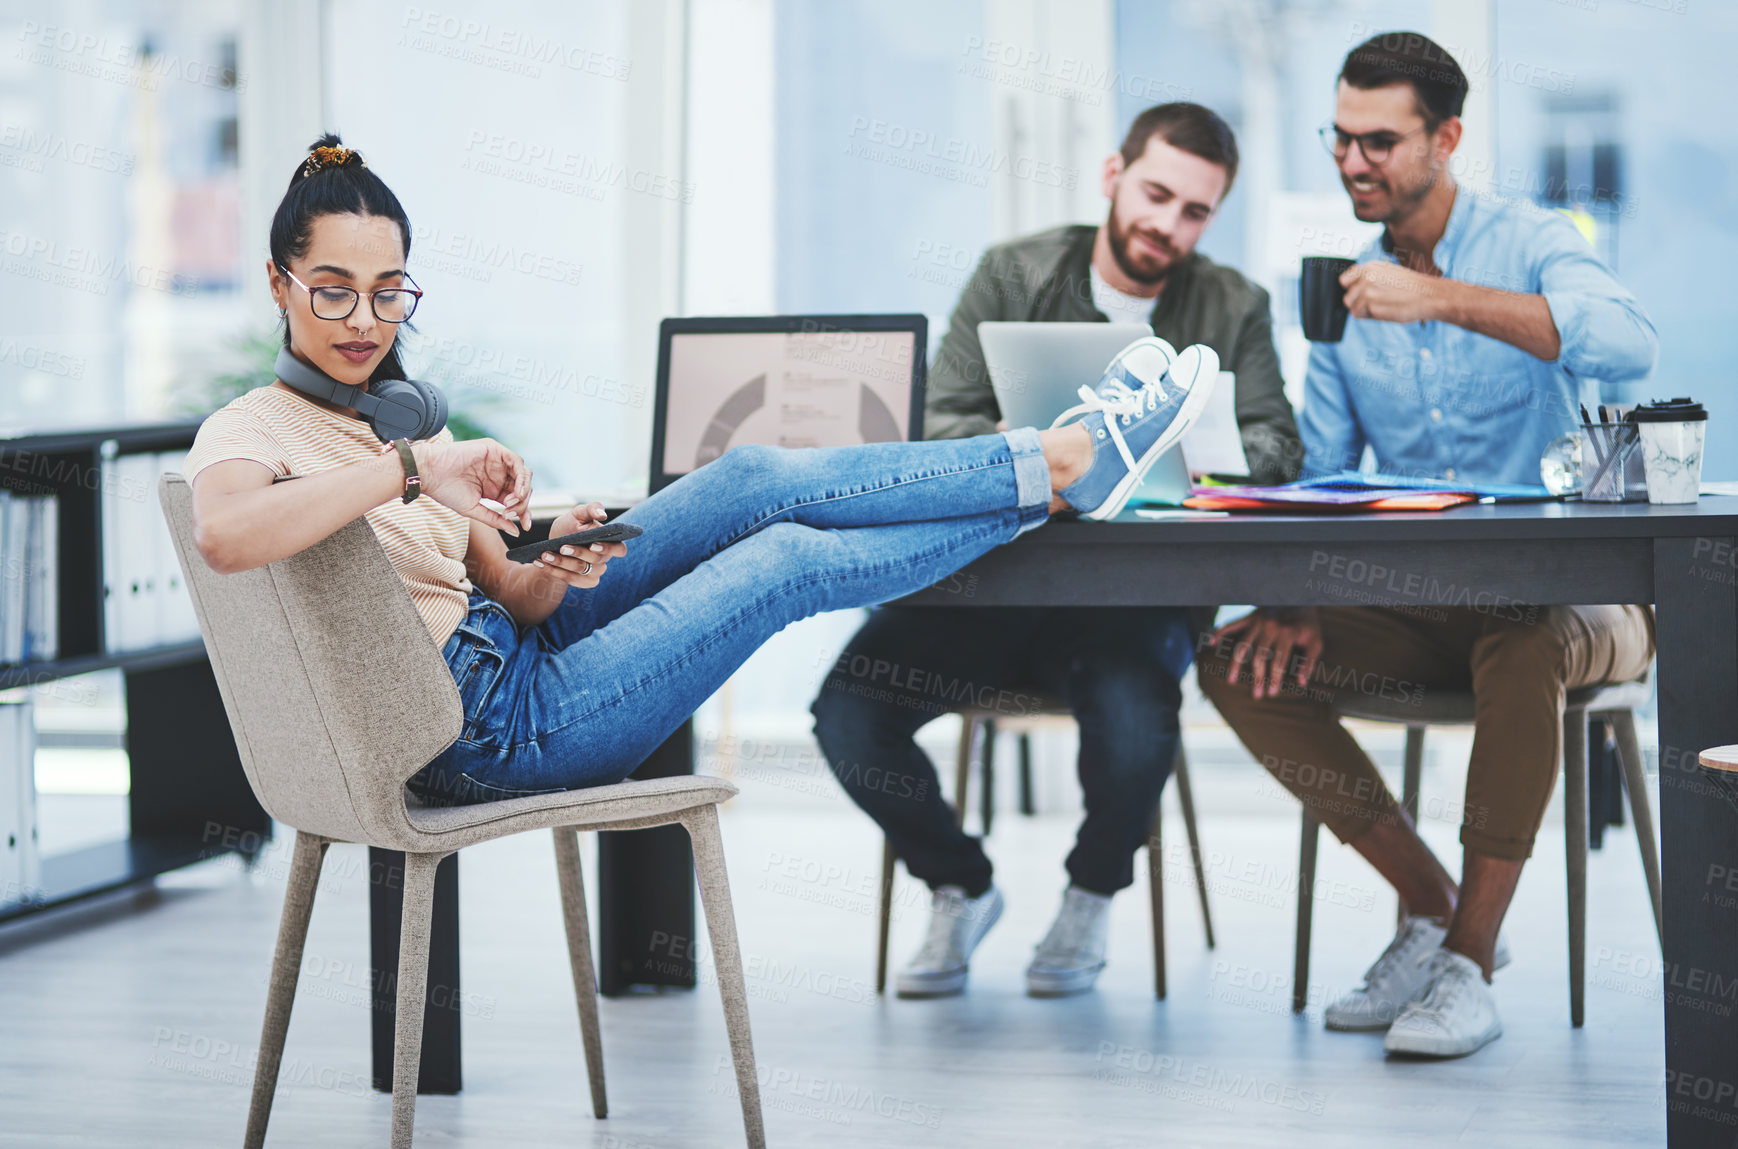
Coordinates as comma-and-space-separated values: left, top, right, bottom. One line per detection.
811, 102, 1300, 999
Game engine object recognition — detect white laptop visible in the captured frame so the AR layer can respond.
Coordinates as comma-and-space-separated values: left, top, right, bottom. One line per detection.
978, 321, 1193, 506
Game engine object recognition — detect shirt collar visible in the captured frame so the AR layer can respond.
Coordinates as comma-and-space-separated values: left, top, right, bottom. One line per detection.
1378, 182, 1472, 274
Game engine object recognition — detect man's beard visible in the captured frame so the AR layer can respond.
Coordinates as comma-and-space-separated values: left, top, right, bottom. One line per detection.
1346, 157, 1439, 224
1106, 203, 1181, 287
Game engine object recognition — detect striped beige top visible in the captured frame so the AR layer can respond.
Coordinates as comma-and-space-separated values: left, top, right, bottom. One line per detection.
185, 384, 472, 645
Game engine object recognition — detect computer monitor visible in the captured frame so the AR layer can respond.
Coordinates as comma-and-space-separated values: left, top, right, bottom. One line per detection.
649, 314, 927, 494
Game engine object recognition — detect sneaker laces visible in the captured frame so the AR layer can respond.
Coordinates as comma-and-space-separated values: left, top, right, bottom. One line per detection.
1050, 377, 1167, 477
913, 889, 973, 967
1355, 918, 1441, 996
1098, 378, 1164, 426
1035, 891, 1104, 960
1056, 376, 1165, 431
1404, 953, 1473, 1025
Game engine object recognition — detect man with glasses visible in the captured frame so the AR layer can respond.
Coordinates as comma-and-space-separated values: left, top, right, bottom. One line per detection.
811, 103, 1301, 1000
1198, 33, 1656, 1057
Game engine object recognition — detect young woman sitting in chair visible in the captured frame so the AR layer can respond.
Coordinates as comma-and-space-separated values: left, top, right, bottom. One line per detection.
188, 135, 1218, 806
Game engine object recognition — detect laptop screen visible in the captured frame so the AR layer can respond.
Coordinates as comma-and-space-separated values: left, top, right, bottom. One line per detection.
651, 315, 927, 492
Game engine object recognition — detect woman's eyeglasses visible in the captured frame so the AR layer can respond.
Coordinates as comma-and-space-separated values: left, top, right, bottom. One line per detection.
278, 266, 423, 323
1318, 124, 1428, 166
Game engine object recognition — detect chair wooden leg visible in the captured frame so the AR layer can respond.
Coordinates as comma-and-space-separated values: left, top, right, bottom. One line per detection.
1148, 810, 1165, 1000
953, 716, 974, 830
1401, 725, 1426, 822
243, 831, 329, 1149
1294, 811, 1319, 1014
390, 852, 446, 1149
1564, 708, 1589, 1028
981, 719, 997, 837
1398, 725, 1426, 926
1588, 718, 1614, 850
1602, 720, 1627, 830
875, 837, 895, 994
1171, 745, 1215, 949
1018, 732, 1036, 816
552, 828, 607, 1118
1609, 709, 1664, 945
683, 805, 766, 1149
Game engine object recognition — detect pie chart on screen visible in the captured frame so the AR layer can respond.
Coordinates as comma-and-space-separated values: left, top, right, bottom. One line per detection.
694, 375, 903, 468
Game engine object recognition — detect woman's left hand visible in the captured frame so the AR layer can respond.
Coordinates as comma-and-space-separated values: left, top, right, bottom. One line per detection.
536, 501, 629, 590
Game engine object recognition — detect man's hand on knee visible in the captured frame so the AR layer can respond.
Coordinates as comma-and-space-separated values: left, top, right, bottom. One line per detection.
1211, 608, 1323, 700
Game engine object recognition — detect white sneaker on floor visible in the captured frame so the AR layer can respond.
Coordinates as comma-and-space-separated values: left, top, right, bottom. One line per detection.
1324, 916, 1448, 1031
1324, 915, 1513, 1032
1025, 886, 1112, 997
895, 885, 1004, 998
1383, 949, 1503, 1058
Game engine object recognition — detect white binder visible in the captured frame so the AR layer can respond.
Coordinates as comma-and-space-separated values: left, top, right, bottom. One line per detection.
0, 693, 39, 909
103, 453, 163, 653
24, 496, 56, 662
0, 496, 26, 664
154, 452, 199, 645
101, 455, 122, 653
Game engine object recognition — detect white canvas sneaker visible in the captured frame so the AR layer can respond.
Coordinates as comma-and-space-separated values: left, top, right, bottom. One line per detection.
1324, 916, 1449, 1031
1025, 886, 1112, 997
1324, 917, 1513, 1032
1383, 949, 1504, 1057
895, 885, 1004, 998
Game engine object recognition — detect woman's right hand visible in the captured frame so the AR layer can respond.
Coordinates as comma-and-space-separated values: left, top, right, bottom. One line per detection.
414, 438, 534, 535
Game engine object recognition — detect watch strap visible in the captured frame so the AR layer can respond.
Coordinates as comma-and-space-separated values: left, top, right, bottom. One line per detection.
392, 438, 421, 503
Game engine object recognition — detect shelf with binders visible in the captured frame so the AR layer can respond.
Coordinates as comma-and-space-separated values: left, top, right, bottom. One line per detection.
0, 421, 269, 925
0, 420, 206, 678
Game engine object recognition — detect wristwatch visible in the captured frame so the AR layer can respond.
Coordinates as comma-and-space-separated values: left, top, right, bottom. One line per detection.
391, 438, 421, 503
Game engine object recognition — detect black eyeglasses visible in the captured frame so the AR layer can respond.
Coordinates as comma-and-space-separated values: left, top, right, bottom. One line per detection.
279, 266, 423, 323
1318, 124, 1428, 166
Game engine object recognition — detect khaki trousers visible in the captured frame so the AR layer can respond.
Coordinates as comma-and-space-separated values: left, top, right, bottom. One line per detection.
1198, 606, 1654, 861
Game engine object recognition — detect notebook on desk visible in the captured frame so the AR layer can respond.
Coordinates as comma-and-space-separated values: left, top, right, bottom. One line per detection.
1301, 470, 1554, 501
1179, 468, 1559, 512
1183, 485, 1479, 513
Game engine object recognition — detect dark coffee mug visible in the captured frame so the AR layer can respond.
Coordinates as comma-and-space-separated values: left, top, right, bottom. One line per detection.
1300, 256, 1357, 342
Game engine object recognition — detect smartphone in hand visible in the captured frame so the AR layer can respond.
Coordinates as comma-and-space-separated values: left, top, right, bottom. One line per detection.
504, 522, 643, 564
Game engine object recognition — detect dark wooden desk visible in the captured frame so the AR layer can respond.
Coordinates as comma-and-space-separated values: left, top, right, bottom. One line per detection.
381, 497, 1738, 1142
900, 499, 1738, 1149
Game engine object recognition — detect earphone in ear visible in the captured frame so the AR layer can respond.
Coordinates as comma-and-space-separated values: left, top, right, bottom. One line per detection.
273, 346, 448, 442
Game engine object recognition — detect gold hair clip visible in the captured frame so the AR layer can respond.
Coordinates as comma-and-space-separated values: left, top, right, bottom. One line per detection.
300, 145, 363, 178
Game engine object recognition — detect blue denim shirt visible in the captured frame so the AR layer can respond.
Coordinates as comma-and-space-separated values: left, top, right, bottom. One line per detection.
1300, 188, 1659, 486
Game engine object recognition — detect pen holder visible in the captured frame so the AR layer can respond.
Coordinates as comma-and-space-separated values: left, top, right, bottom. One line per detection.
1580, 422, 1647, 502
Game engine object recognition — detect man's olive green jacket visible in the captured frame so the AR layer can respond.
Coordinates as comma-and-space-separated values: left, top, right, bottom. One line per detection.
925, 223, 1303, 485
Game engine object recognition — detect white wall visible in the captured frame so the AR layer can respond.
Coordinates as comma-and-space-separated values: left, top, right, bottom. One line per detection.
683, 0, 775, 315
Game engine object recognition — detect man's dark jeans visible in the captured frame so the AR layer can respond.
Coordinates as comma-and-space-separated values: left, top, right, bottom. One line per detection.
810, 605, 1193, 896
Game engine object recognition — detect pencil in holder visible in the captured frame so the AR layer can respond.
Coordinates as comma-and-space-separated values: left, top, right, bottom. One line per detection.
1580, 421, 1646, 502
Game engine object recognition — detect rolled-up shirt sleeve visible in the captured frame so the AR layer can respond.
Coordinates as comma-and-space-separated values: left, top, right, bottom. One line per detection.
1299, 342, 1365, 478
1536, 214, 1658, 384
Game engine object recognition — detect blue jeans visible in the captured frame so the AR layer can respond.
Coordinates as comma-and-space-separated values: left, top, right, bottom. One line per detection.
811, 605, 1191, 895
406, 432, 1052, 805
